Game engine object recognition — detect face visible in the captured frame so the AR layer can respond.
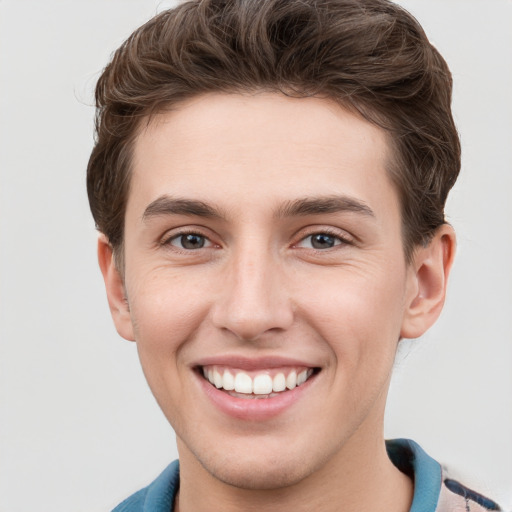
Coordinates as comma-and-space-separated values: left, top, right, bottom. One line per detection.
101, 93, 445, 490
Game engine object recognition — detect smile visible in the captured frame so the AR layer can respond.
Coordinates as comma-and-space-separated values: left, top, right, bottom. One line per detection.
201, 365, 316, 399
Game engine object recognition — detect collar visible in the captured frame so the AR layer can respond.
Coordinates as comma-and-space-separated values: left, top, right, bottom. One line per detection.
386, 438, 442, 512
114, 439, 443, 511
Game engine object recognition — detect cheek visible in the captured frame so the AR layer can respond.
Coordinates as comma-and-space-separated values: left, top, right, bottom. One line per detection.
297, 265, 407, 364
126, 271, 212, 418
126, 269, 210, 357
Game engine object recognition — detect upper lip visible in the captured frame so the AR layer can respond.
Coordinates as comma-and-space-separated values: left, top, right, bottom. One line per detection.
193, 355, 318, 371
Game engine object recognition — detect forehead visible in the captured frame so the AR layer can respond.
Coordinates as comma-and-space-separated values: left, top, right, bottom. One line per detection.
129, 93, 397, 221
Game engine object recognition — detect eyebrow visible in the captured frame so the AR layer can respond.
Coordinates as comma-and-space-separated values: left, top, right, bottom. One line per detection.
142, 196, 225, 222
141, 194, 375, 223
275, 195, 375, 219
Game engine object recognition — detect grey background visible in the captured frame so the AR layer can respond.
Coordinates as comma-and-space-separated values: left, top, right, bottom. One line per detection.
0, 1, 511, 510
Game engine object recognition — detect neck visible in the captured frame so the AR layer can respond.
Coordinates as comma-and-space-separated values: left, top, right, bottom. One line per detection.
176, 431, 413, 512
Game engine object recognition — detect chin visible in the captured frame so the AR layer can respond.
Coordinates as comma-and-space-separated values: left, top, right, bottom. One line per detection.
202, 454, 313, 490
186, 435, 331, 491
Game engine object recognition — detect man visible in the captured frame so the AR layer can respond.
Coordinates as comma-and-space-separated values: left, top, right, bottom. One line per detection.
87, 0, 503, 510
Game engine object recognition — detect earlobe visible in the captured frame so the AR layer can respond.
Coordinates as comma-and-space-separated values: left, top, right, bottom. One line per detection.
400, 225, 456, 340
97, 234, 135, 342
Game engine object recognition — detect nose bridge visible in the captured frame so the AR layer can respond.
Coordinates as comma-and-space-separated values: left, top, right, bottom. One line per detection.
212, 238, 293, 340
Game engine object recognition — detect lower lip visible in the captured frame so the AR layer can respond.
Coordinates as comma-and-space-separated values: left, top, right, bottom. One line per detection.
197, 371, 317, 421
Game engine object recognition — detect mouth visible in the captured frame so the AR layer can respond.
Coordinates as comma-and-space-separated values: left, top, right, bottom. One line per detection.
198, 365, 319, 399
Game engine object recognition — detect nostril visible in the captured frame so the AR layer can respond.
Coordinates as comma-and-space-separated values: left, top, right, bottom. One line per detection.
209, 266, 294, 340
211, 307, 294, 342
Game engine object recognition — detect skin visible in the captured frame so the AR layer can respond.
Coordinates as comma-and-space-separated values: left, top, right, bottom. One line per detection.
99, 93, 455, 512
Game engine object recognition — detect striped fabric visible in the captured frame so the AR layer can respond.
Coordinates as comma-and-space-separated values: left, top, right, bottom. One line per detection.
437, 476, 502, 512
387, 439, 502, 512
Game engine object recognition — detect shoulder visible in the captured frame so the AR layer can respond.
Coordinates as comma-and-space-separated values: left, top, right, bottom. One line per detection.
386, 439, 504, 512
111, 488, 148, 512
438, 474, 503, 512
111, 460, 180, 512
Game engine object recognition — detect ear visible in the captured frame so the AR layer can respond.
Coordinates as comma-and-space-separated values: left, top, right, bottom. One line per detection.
97, 234, 135, 341
400, 224, 456, 339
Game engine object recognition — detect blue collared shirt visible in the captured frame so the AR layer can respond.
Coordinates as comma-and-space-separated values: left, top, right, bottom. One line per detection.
112, 439, 502, 512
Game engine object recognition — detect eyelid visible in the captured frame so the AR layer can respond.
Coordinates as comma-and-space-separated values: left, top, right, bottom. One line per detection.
159, 226, 218, 249
293, 226, 354, 249
170, 233, 213, 249
157, 225, 353, 251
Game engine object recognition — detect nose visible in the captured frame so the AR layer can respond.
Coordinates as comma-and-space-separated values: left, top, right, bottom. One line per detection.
211, 245, 294, 341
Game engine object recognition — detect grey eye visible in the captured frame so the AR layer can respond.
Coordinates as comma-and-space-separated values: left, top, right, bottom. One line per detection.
310, 233, 338, 249
171, 233, 208, 249
296, 232, 348, 250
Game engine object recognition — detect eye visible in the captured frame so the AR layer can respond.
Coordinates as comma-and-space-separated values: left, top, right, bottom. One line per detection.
168, 233, 212, 250
296, 232, 348, 250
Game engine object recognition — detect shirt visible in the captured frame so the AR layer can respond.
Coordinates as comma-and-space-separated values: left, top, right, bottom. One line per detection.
112, 439, 502, 512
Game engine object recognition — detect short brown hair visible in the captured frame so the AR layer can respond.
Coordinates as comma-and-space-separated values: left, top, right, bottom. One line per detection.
87, 0, 460, 262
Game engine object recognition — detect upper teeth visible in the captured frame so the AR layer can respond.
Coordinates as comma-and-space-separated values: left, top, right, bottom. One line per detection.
203, 366, 313, 395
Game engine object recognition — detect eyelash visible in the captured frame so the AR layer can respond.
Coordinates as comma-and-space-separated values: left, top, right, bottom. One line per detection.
294, 228, 353, 251
160, 229, 214, 251
161, 227, 352, 252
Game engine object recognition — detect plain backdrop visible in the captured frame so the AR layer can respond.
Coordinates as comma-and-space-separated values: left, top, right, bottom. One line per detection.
0, 1, 511, 510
